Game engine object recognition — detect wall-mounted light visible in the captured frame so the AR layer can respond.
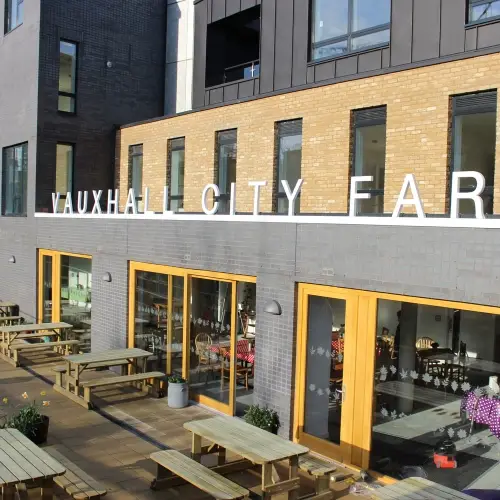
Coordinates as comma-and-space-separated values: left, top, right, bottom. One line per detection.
102, 272, 112, 282
264, 299, 282, 316
8, 256, 16, 264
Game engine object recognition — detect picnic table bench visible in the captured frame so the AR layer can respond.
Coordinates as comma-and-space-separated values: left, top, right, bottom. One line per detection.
0, 428, 66, 500
0, 316, 23, 326
0, 302, 18, 317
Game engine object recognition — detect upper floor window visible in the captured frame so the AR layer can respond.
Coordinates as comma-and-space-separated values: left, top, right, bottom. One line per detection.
451, 91, 497, 216
4, 0, 23, 34
276, 120, 302, 214
58, 40, 77, 113
215, 130, 237, 214
352, 107, 387, 215
168, 138, 185, 212
311, 0, 391, 61
55, 143, 74, 212
129, 145, 143, 203
2, 142, 27, 216
468, 0, 500, 23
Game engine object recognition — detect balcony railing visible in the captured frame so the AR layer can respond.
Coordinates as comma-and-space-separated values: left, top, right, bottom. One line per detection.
223, 60, 260, 84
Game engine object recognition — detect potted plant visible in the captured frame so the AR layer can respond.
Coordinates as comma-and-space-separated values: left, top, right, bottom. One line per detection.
244, 404, 280, 434
1, 392, 50, 444
167, 375, 189, 409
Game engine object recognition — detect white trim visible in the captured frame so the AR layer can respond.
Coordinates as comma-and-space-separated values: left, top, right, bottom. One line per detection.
34, 211, 500, 229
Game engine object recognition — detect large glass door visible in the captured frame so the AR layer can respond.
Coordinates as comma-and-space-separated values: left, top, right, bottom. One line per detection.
38, 250, 57, 323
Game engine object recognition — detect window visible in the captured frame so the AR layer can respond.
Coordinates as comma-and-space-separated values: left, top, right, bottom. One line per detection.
4, 0, 23, 33
58, 40, 77, 113
168, 138, 185, 212
451, 91, 497, 216
310, 0, 391, 61
276, 120, 302, 214
352, 107, 387, 215
469, 0, 500, 23
129, 144, 143, 202
55, 143, 74, 212
215, 130, 237, 214
2, 142, 27, 216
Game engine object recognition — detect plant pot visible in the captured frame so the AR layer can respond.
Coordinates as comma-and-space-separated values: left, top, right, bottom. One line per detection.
167, 382, 189, 409
31, 415, 50, 445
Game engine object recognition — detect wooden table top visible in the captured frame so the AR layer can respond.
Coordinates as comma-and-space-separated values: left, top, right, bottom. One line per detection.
0, 322, 73, 333
0, 302, 17, 308
371, 477, 477, 499
0, 316, 22, 322
64, 347, 151, 365
184, 416, 309, 465
0, 429, 66, 487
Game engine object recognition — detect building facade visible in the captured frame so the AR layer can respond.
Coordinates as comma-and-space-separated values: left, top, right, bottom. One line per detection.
1, 0, 500, 492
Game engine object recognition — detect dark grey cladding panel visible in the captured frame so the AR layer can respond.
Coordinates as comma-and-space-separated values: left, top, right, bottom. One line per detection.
306, 65, 315, 83
223, 84, 239, 101
259, 0, 276, 93
412, 0, 441, 62
335, 56, 358, 77
292, 0, 309, 87
193, 0, 209, 109
390, 0, 413, 66
382, 48, 390, 68
274, 0, 294, 90
238, 79, 256, 98
477, 21, 500, 49
358, 50, 383, 73
465, 27, 478, 51
210, 86, 224, 104
440, 0, 466, 56
212, 0, 226, 22
241, 0, 257, 11
226, 0, 241, 17
314, 61, 335, 82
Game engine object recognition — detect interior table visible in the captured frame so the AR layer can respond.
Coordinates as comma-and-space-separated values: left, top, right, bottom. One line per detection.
0, 428, 66, 500
182, 416, 309, 499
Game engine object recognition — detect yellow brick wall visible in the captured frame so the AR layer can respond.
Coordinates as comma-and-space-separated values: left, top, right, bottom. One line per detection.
117, 52, 500, 215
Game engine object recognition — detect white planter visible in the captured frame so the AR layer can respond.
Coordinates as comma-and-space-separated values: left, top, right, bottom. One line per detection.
167, 382, 189, 408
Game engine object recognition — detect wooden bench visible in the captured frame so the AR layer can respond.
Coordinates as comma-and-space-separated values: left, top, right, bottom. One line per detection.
299, 454, 337, 499
80, 371, 165, 404
10, 340, 80, 365
44, 445, 107, 499
150, 450, 249, 499
52, 360, 129, 386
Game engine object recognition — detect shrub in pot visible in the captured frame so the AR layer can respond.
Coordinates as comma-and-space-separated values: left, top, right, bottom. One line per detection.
167, 375, 189, 409
244, 405, 280, 434
1, 392, 50, 444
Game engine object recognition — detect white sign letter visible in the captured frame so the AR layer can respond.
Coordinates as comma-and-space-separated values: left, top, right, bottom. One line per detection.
249, 181, 267, 216
201, 184, 220, 215
124, 189, 138, 215
349, 176, 373, 216
52, 192, 61, 214
143, 187, 154, 215
77, 191, 88, 214
63, 193, 74, 215
107, 189, 119, 215
229, 183, 236, 215
281, 179, 303, 216
92, 190, 103, 215
392, 174, 425, 218
450, 171, 486, 219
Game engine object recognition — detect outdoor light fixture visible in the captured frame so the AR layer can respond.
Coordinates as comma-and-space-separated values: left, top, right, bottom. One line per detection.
8, 256, 15, 264
102, 272, 112, 282
264, 300, 282, 316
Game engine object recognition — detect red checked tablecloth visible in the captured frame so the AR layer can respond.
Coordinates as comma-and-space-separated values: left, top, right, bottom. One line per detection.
332, 338, 344, 354
209, 339, 255, 364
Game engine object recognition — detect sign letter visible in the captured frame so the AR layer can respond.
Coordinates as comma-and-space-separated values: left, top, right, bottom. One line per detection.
229, 182, 236, 216
249, 181, 267, 216
143, 187, 154, 215
450, 171, 486, 219
77, 191, 88, 214
392, 174, 425, 218
124, 189, 138, 215
107, 189, 119, 215
92, 190, 103, 215
281, 179, 303, 216
349, 176, 373, 217
52, 192, 61, 214
63, 193, 74, 215
201, 184, 220, 215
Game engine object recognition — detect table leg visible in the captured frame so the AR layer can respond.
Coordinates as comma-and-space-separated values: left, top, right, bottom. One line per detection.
191, 433, 202, 463
66, 361, 71, 391
218, 446, 226, 466
41, 479, 54, 500
2, 486, 16, 500
289, 456, 299, 500
261, 463, 273, 500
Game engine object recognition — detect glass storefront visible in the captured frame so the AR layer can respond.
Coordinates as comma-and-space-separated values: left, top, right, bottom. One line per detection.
41, 255, 53, 323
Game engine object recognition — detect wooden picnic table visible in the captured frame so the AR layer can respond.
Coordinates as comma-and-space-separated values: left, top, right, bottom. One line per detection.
370, 477, 477, 499
61, 347, 152, 399
0, 302, 17, 317
0, 428, 66, 500
0, 322, 73, 360
0, 316, 23, 326
179, 416, 309, 499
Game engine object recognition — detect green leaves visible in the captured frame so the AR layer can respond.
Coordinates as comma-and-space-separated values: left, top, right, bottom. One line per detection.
244, 405, 280, 434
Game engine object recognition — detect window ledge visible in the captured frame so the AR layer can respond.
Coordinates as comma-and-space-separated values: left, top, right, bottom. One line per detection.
57, 110, 77, 116
4, 22, 23, 36
1, 214, 27, 218
466, 15, 500, 28
206, 76, 259, 91
307, 43, 390, 67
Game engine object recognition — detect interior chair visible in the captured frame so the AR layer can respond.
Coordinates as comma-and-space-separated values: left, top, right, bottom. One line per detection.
416, 337, 434, 350
195, 333, 218, 383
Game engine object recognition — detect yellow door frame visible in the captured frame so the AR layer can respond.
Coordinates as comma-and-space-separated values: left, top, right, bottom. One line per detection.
127, 261, 256, 416
294, 282, 500, 473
